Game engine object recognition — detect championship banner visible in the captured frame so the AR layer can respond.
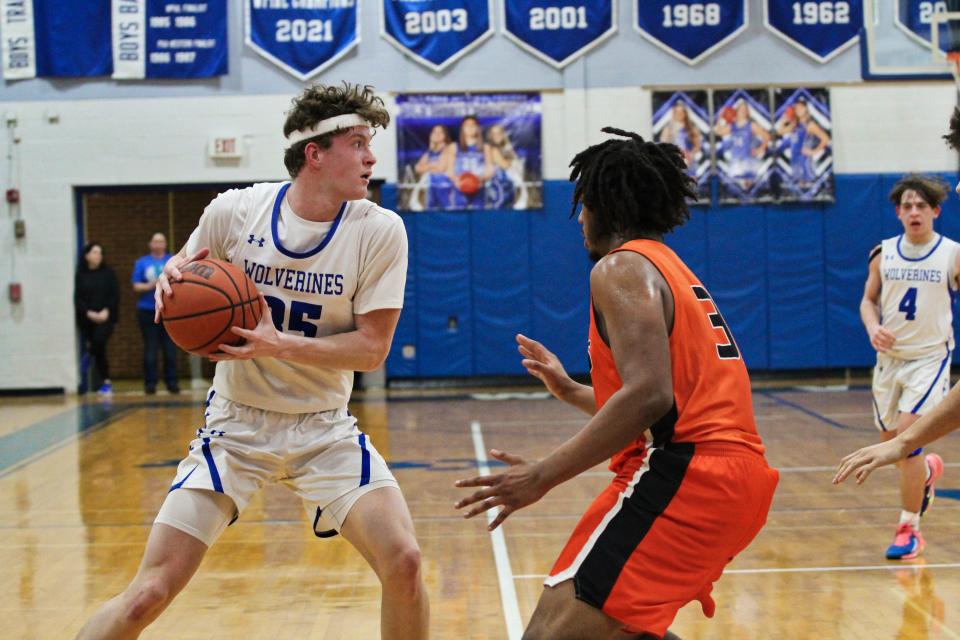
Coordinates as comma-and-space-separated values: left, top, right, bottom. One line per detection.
112, 0, 227, 79
380, 0, 494, 72
896, 0, 951, 52
652, 90, 711, 202
634, 0, 747, 65
2, 0, 112, 80
396, 92, 543, 211
713, 88, 774, 204
764, 0, 861, 63
501, 0, 617, 69
772, 87, 834, 202
245, 0, 358, 80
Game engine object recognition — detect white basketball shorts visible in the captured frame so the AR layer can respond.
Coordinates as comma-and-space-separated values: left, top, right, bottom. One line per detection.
872, 348, 953, 431
159, 389, 397, 540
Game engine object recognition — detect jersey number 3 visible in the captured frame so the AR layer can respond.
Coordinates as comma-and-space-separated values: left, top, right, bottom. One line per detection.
692, 285, 741, 360
899, 287, 917, 321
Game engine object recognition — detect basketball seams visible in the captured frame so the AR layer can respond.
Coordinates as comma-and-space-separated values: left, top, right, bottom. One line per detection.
161, 259, 260, 355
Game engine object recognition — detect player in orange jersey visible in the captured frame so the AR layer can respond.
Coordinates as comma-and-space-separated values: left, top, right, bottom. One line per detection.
455, 128, 779, 639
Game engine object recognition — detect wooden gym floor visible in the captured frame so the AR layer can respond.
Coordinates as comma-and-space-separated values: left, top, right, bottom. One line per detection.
2, 385, 959, 639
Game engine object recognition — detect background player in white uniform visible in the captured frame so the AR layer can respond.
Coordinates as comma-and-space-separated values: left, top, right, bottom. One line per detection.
860, 175, 957, 560
76, 84, 429, 639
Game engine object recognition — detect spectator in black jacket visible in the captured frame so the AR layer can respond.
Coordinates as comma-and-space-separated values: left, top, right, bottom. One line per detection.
75, 242, 119, 396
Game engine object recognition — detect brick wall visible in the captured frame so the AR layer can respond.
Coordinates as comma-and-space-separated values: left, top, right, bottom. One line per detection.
83, 186, 241, 383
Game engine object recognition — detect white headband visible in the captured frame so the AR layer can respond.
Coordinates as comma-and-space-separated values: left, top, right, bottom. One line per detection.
285, 113, 373, 147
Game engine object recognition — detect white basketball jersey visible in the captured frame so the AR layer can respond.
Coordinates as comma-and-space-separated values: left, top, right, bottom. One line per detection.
879, 234, 958, 360
185, 182, 407, 414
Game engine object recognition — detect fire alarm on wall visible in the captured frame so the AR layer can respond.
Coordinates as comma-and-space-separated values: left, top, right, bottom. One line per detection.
9, 282, 22, 303
6, 188, 19, 203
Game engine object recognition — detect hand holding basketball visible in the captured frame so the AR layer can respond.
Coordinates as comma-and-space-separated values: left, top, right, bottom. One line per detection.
209, 294, 283, 361
154, 247, 210, 322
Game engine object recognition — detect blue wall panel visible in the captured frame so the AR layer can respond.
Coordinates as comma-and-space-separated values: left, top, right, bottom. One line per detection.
385, 172, 960, 380
766, 204, 827, 368
383, 186, 418, 377
472, 211, 533, 375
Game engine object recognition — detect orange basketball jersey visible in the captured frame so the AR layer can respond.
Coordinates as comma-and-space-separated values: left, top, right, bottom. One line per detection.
589, 239, 765, 472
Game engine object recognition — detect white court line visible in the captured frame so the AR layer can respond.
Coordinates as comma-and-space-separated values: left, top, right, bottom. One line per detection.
470, 421, 523, 640
512, 562, 960, 580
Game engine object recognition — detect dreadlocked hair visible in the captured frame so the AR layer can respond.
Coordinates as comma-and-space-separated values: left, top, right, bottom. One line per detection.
283, 82, 390, 178
569, 127, 697, 238
944, 106, 960, 151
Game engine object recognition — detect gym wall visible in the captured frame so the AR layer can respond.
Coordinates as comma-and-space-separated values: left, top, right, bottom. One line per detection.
0, 1, 956, 390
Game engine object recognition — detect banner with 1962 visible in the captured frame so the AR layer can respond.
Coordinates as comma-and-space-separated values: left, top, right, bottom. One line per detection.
245, 0, 359, 80
764, 0, 861, 63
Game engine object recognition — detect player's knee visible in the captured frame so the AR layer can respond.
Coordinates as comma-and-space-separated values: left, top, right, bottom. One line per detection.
382, 542, 422, 596
124, 578, 171, 624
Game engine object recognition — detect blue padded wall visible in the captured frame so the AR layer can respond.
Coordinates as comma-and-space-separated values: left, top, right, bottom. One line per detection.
386, 173, 960, 378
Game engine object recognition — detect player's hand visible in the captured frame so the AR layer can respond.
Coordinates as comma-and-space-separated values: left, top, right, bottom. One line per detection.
209, 295, 282, 361
154, 247, 210, 322
833, 437, 912, 485
868, 325, 897, 352
516, 334, 575, 401
454, 450, 548, 531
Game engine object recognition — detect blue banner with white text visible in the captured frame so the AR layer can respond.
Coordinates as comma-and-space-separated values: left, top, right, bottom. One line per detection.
396, 92, 543, 211
113, 0, 227, 79
502, 0, 616, 68
765, 0, 861, 63
635, 0, 747, 65
2, 0, 111, 79
896, 0, 952, 52
245, 0, 358, 80
381, 0, 493, 72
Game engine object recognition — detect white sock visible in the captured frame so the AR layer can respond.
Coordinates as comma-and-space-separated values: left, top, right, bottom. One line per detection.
899, 510, 920, 529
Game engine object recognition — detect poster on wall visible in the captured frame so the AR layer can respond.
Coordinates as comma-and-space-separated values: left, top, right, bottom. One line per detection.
713, 88, 775, 204
395, 92, 543, 211
112, 0, 228, 79
634, 0, 748, 65
380, 0, 494, 72
763, 0, 862, 63
245, 0, 358, 80
652, 90, 712, 202
501, 0, 617, 68
772, 87, 834, 202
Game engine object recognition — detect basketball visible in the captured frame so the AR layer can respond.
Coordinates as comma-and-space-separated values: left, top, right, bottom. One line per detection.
721, 106, 736, 123
160, 259, 262, 356
458, 171, 481, 195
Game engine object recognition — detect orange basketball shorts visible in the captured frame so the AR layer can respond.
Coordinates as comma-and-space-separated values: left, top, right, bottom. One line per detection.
544, 441, 779, 638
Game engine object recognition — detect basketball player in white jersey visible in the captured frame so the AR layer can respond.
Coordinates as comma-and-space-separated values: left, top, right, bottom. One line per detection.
860, 174, 957, 560
76, 84, 429, 639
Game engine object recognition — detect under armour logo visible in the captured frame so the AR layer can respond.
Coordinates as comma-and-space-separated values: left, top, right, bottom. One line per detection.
247, 234, 265, 247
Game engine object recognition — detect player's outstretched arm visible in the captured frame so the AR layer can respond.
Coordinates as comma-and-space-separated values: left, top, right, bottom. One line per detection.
835, 382, 960, 485
153, 246, 210, 322
455, 252, 674, 529
516, 333, 595, 415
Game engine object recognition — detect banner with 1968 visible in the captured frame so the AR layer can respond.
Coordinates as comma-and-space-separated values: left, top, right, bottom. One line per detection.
635, 0, 747, 65
381, 0, 493, 72
501, 0, 617, 68
764, 0, 861, 63
245, 0, 358, 80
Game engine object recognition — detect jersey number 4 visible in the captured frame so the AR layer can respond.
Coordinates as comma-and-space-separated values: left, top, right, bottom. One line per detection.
899, 287, 917, 321
692, 285, 741, 360
264, 295, 323, 336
